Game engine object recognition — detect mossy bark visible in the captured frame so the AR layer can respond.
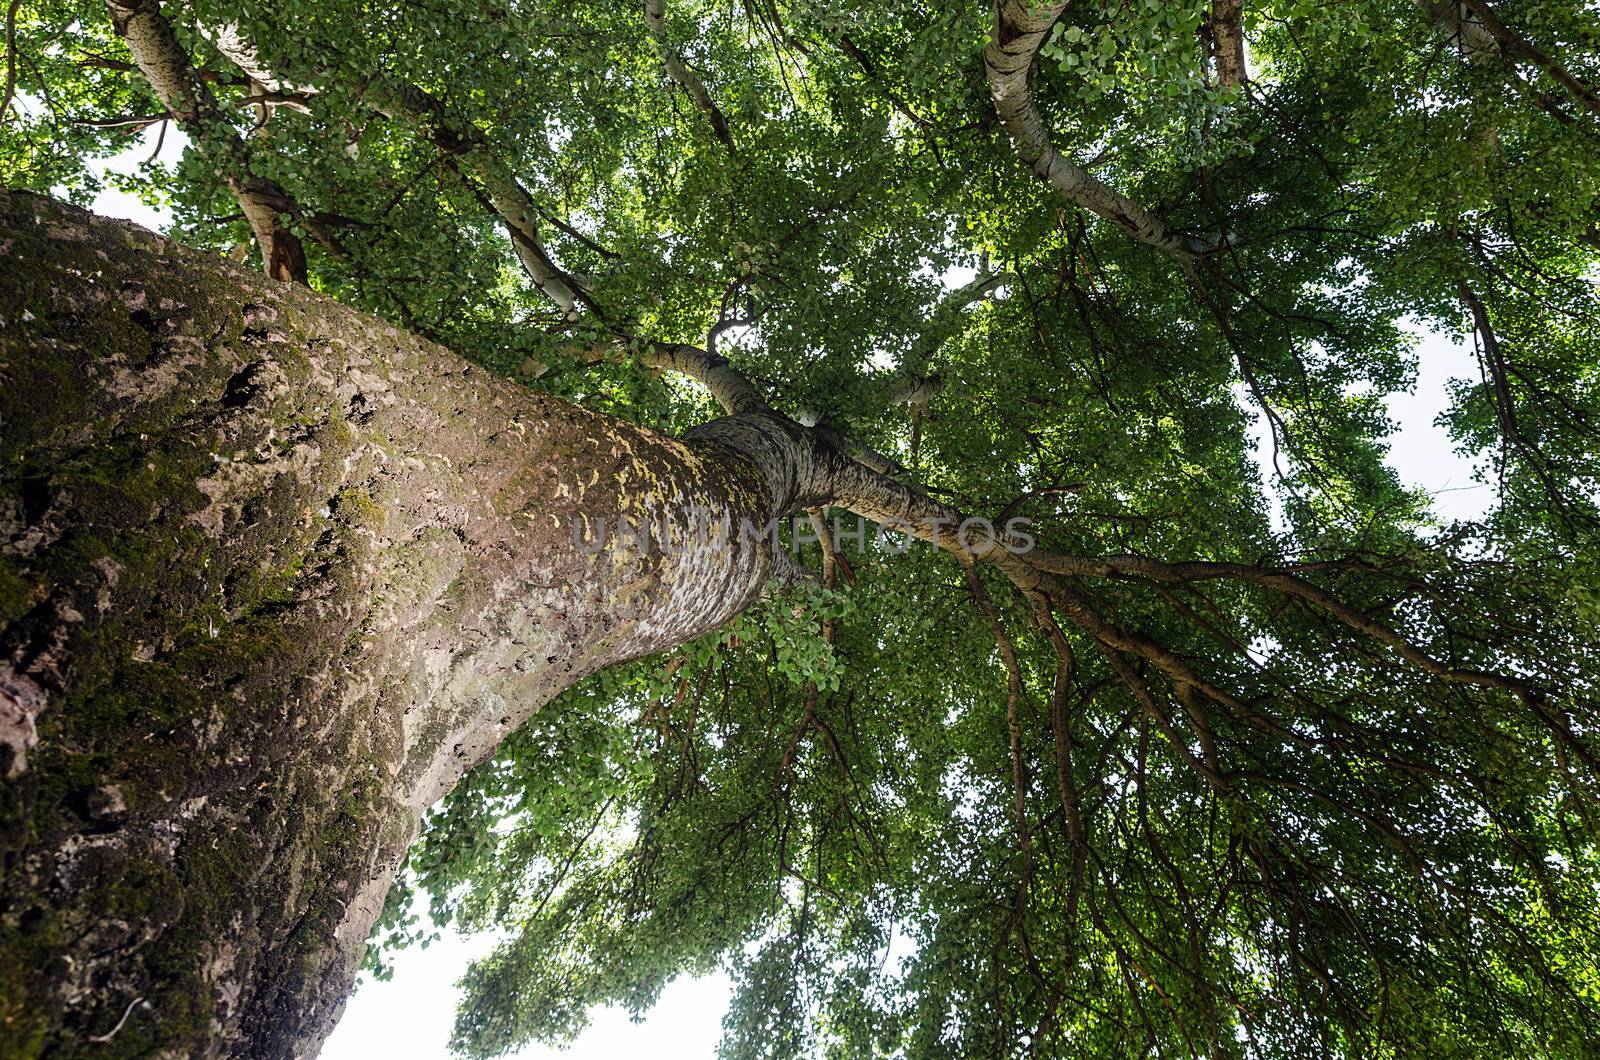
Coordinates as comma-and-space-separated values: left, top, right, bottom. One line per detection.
0, 193, 823, 1058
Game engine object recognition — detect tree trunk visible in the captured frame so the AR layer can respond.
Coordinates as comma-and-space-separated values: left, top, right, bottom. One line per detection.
0, 192, 823, 1057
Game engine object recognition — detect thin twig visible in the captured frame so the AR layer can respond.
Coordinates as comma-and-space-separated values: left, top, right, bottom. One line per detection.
87, 997, 146, 1043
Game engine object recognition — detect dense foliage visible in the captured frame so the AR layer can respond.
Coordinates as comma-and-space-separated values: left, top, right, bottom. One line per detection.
6, 0, 1600, 1055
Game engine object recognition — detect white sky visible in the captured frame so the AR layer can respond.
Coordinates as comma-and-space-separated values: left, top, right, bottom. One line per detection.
81, 127, 1491, 1058
322, 927, 731, 1058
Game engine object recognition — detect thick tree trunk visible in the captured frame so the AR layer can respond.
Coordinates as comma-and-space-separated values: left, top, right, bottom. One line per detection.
0, 193, 822, 1057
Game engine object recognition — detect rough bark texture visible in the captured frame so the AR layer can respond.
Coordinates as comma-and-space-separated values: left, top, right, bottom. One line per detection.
0, 192, 817, 1057
1210, 0, 1248, 87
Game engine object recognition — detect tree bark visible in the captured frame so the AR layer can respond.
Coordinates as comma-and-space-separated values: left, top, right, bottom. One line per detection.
0, 192, 825, 1057
1210, 0, 1248, 87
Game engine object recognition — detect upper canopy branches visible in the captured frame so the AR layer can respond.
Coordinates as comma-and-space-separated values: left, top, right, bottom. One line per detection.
66, 0, 1600, 755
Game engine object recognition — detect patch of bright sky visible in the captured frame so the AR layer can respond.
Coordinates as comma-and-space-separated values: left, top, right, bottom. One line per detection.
82, 127, 1492, 1057
1237, 325, 1492, 530
322, 925, 731, 1059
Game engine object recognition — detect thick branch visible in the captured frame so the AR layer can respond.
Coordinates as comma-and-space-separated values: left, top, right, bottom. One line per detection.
201, 22, 311, 96
638, 341, 770, 414
1210, 0, 1247, 87
1456, 0, 1600, 117
341, 74, 783, 412
105, 0, 308, 281
642, 0, 734, 150
1416, 0, 1499, 60
984, 0, 1210, 260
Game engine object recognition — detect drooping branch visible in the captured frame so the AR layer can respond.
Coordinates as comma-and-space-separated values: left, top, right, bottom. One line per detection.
642, 0, 734, 150
963, 563, 1035, 925
984, 0, 1211, 260
835, 33, 938, 133
104, 0, 310, 282
1020, 552, 1543, 700
819, 446, 1556, 718
826, 437, 1593, 788
1451, 268, 1588, 522
885, 268, 1004, 463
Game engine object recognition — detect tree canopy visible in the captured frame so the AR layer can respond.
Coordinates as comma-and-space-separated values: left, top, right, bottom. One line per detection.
5, 0, 1600, 1056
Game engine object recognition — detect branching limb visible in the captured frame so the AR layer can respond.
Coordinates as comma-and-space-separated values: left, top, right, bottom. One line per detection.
104, 0, 310, 281
820, 446, 1570, 756
1023, 551, 1544, 701
1456, 0, 1600, 117
361, 76, 588, 316
985, 0, 1212, 260
891, 268, 1005, 399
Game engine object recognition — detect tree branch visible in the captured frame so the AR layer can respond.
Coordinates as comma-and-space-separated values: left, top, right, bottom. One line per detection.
1, 0, 22, 125
818, 444, 1553, 727
963, 562, 1035, 917
1456, 0, 1600, 117
360, 75, 589, 317
984, 0, 1212, 260
104, 0, 309, 282
642, 0, 734, 150
637, 341, 770, 414
894, 269, 1004, 392
1416, 0, 1499, 60
1209, 0, 1247, 87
